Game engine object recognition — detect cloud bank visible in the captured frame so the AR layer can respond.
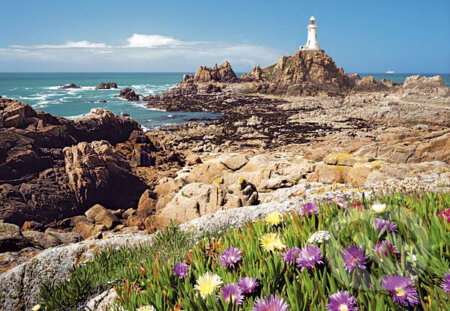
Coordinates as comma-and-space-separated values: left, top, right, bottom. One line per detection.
0, 34, 281, 72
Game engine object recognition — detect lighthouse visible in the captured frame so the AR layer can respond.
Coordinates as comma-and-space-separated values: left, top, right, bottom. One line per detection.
300, 16, 321, 51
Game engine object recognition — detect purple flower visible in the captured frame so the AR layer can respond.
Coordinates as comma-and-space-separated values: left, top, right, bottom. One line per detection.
326, 291, 359, 311
374, 240, 398, 258
301, 203, 319, 216
342, 245, 369, 273
252, 294, 289, 311
173, 262, 189, 279
217, 283, 244, 305
281, 247, 301, 265
296, 245, 323, 269
335, 198, 348, 209
442, 273, 450, 292
219, 247, 242, 268
374, 219, 398, 233
237, 277, 259, 294
382, 275, 419, 307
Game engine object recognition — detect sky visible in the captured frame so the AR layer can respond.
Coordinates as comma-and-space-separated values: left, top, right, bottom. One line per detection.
0, 0, 449, 73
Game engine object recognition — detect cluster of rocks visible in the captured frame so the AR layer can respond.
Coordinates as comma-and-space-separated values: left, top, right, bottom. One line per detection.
96, 82, 118, 90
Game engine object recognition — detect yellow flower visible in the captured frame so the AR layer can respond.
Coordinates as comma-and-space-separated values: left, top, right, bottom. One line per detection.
137, 306, 155, 311
371, 202, 386, 213
32, 305, 41, 311
260, 233, 285, 252
265, 211, 282, 225
194, 272, 223, 298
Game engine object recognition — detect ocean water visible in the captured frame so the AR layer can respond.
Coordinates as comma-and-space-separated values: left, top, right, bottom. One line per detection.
0, 73, 448, 129
0, 73, 221, 130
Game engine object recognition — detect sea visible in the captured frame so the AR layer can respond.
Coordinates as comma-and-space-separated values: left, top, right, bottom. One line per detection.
0, 72, 448, 129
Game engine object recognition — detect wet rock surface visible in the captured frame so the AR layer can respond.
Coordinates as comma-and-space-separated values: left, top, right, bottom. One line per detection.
118, 87, 140, 101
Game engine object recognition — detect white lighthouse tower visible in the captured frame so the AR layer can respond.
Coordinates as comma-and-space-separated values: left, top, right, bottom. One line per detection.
300, 16, 321, 51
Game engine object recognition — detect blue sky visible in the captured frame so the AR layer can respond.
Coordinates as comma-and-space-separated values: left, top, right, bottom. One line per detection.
0, 0, 449, 73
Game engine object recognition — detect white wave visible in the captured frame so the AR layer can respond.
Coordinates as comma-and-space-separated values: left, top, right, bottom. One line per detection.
146, 107, 166, 112
65, 113, 86, 120
168, 114, 173, 118
141, 125, 151, 132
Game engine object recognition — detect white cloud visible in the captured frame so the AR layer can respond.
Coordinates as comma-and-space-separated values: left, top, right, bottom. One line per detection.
125, 34, 181, 48
1, 34, 281, 72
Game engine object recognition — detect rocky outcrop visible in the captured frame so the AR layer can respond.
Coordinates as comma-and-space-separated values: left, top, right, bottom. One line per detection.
0, 99, 157, 227
400, 75, 449, 97
58, 83, 80, 89
194, 61, 238, 83
96, 82, 118, 90
118, 87, 140, 101
239, 50, 354, 96
351, 76, 389, 92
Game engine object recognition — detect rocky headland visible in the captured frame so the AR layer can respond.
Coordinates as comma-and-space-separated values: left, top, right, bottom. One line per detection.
0, 49, 449, 310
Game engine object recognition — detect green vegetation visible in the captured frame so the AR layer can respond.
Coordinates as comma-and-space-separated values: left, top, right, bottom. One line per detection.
40, 192, 450, 310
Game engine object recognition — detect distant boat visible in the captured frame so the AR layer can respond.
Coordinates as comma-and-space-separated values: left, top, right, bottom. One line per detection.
385, 70, 395, 74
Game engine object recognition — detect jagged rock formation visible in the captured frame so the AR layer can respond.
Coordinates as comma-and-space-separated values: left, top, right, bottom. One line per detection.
194, 61, 238, 83
0, 98, 179, 226
239, 50, 354, 95
96, 82, 118, 89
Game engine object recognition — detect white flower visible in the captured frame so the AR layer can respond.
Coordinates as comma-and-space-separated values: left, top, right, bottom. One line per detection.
32, 305, 41, 311
371, 202, 386, 213
137, 306, 156, 311
307, 231, 330, 244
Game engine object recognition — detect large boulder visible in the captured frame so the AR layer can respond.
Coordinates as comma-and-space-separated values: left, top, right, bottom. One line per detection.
0, 221, 31, 252
72, 109, 140, 144
118, 87, 140, 101
63, 140, 147, 210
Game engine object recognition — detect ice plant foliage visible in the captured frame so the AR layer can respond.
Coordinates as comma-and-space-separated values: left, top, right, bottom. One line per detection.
265, 211, 282, 225
42, 193, 449, 310
219, 247, 242, 268
260, 233, 285, 252
296, 245, 323, 269
217, 283, 244, 305
237, 277, 259, 294
281, 247, 301, 265
252, 294, 290, 311
326, 291, 359, 311
194, 272, 223, 298
301, 202, 319, 216
374, 218, 398, 233
173, 262, 189, 279
381, 275, 419, 307
342, 245, 369, 272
